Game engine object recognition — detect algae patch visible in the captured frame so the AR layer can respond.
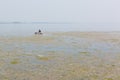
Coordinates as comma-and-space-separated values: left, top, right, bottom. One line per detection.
105, 78, 113, 80
80, 52, 89, 55
10, 59, 20, 64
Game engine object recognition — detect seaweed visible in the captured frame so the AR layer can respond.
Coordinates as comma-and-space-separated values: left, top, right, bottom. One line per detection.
10, 59, 20, 64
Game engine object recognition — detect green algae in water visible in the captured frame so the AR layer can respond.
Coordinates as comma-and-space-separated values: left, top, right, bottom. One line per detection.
80, 52, 89, 55
105, 78, 113, 80
49, 51, 56, 53
3, 77, 9, 80
91, 75, 99, 79
10, 59, 20, 64
47, 51, 56, 55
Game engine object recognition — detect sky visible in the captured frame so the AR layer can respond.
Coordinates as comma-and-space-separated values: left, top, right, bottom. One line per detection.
0, 0, 120, 23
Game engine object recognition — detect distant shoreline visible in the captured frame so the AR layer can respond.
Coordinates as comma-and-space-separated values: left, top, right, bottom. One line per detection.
0, 22, 74, 24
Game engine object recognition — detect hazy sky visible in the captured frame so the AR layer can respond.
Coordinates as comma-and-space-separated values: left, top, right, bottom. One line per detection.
0, 0, 120, 23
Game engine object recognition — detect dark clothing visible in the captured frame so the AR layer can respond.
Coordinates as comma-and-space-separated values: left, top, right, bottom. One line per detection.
39, 29, 41, 33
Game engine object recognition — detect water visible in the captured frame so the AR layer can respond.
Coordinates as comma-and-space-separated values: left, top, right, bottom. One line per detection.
0, 24, 77, 36
0, 23, 120, 36
0, 24, 120, 80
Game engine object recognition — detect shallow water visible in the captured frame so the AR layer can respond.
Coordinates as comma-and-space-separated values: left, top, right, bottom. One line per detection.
0, 24, 79, 36
0, 23, 120, 37
0, 32, 120, 80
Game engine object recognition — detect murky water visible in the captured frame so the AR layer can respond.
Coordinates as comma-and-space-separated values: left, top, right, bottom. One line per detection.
0, 32, 120, 80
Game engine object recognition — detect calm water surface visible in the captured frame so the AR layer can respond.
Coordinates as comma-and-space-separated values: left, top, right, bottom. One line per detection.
0, 23, 120, 36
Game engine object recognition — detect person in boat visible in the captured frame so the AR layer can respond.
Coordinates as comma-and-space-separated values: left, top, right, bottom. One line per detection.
39, 29, 41, 33
35, 29, 42, 35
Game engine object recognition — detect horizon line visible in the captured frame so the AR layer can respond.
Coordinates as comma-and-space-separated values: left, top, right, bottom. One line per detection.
0, 21, 76, 24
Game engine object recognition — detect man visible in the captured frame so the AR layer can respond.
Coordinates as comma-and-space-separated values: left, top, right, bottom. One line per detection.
39, 29, 41, 33
35, 29, 42, 35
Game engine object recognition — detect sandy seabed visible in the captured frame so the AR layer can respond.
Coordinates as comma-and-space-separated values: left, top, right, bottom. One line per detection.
0, 32, 120, 80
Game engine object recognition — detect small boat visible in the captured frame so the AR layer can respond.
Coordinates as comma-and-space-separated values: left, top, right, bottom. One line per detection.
35, 29, 43, 35
35, 32, 43, 35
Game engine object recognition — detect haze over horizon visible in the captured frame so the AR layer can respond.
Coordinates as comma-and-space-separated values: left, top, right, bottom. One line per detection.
0, 0, 120, 23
